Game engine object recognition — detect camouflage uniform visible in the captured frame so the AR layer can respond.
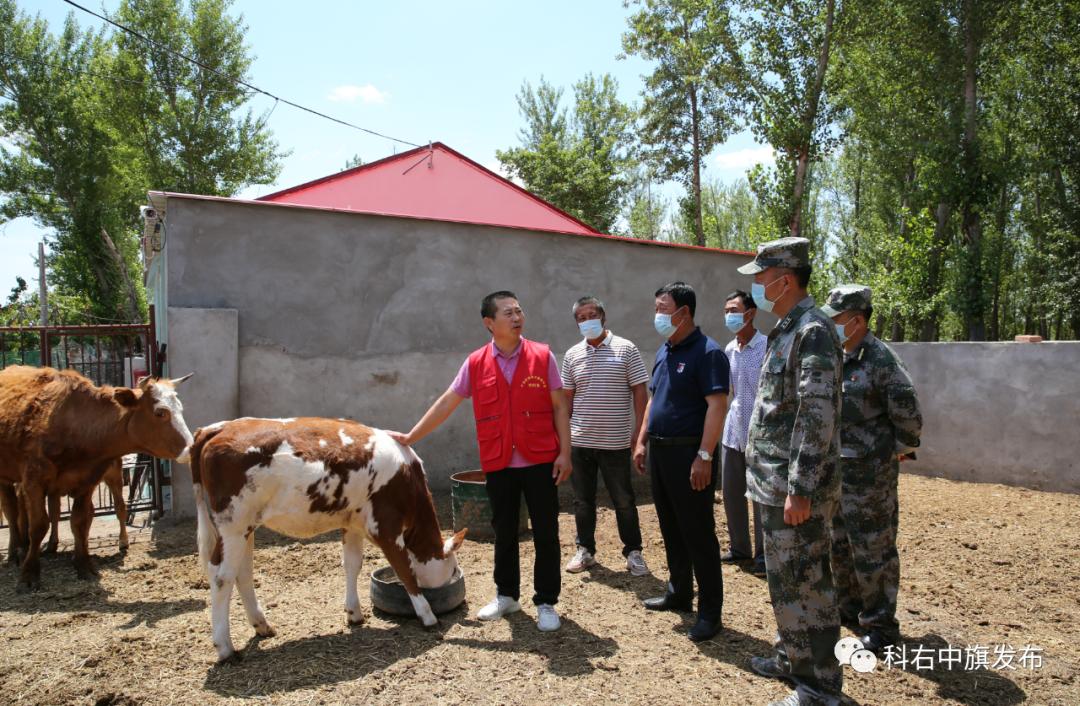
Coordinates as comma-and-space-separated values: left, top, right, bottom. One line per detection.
821, 286, 922, 642
740, 238, 843, 706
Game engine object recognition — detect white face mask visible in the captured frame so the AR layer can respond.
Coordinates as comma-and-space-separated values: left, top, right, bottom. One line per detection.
578, 318, 604, 340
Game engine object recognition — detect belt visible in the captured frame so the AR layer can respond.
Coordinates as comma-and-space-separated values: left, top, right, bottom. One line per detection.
648, 435, 702, 447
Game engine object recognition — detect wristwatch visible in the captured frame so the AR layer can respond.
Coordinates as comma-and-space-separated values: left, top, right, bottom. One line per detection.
697, 449, 713, 462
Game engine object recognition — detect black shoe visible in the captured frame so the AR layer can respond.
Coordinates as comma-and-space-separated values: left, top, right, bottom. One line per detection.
688, 616, 722, 641
751, 559, 767, 576
749, 655, 792, 681
861, 630, 900, 655
643, 594, 693, 612
720, 551, 751, 563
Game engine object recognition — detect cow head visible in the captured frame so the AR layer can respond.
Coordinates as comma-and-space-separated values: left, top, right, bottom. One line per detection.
113, 374, 196, 461
412, 528, 467, 589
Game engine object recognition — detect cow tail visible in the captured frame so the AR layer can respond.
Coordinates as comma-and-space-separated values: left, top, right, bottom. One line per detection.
190, 425, 223, 574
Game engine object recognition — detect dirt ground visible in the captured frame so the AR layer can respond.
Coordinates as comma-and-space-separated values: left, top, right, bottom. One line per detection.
1, 474, 1077, 706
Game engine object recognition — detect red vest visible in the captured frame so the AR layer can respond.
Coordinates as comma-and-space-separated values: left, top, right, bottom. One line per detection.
468, 339, 560, 472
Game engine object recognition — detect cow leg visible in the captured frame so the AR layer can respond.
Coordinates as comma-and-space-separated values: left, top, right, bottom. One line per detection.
342, 529, 366, 625
104, 467, 129, 551
43, 492, 60, 554
375, 539, 437, 627
1, 483, 23, 566
209, 533, 245, 663
70, 493, 99, 579
235, 531, 273, 637
16, 481, 48, 592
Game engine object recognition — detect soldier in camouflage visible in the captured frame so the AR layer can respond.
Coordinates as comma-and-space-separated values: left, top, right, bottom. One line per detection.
739, 237, 844, 706
821, 285, 922, 655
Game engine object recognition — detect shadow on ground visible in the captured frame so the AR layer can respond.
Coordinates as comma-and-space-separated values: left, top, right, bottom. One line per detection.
889, 633, 1027, 705
442, 611, 618, 677
0, 552, 203, 628
203, 605, 472, 696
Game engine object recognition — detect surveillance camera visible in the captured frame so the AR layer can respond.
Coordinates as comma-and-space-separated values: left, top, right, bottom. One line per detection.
140, 205, 158, 221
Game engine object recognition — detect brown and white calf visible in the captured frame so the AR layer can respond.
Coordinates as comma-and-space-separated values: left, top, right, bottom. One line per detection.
189, 417, 466, 663
0, 366, 194, 590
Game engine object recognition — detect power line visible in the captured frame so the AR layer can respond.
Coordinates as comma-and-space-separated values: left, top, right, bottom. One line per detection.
0, 51, 255, 96
60, 0, 422, 149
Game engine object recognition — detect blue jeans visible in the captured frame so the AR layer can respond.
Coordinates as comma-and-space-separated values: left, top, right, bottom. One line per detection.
570, 446, 643, 557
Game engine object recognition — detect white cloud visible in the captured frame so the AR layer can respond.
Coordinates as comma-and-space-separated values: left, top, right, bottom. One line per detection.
327, 84, 388, 105
714, 145, 775, 170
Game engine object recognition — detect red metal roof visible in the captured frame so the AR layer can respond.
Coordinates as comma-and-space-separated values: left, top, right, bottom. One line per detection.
258, 142, 602, 236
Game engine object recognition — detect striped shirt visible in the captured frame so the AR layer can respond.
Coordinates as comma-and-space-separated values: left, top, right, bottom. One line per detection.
722, 330, 768, 451
561, 332, 650, 450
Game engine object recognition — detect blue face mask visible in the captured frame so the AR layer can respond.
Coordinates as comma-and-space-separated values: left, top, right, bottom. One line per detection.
834, 321, 850, 345
578, 318, 604, 340
654, 312, 678, 338
725, 312, 746, 334
751, 276, 786, 313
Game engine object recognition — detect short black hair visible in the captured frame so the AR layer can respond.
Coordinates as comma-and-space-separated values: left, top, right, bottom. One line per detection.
572, 296, 606, 318
481, 290, 517, 319
655, 281, 696, 317
725, 289, 756, 311
791, 265, 812, 288
863, 305, 874, 322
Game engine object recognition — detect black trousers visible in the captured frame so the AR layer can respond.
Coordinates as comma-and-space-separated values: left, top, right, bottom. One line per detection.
570, 446, 643, 557
649, 442, 723, 622
484, 463, 561, 606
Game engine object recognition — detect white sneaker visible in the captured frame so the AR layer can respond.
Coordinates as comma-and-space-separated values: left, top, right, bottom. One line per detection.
477, 595, 521, 621
626, 549, 650, 576
537, 604, 561, 632
565, 547, 596, 573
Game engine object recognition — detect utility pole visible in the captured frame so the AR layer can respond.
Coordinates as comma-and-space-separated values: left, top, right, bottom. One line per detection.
38, 241, 48, 325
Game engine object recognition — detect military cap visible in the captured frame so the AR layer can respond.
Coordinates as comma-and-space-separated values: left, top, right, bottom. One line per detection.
820, 284, 873, 317
737, 236, 812, 274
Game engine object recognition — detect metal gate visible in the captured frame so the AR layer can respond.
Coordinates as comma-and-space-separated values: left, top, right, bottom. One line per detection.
0, 306, 166, 528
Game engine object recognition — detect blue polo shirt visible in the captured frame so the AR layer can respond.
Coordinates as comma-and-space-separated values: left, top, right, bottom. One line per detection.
647, 327, 730, 437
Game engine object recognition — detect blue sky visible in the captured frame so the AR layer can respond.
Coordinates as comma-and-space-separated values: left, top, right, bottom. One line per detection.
1, 0, 774, 294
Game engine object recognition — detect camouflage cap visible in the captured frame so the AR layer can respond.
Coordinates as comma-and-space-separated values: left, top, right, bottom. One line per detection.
736, 236, 812, 275
821, 284, 873, 317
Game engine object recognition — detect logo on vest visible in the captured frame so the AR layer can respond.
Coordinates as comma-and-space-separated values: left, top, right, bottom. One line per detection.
676, 362, 686, 373
521, 375, 548, 389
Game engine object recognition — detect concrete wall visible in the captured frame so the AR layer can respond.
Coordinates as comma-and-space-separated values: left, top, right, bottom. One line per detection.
164, 307, 239, 517
892, 342, 1080, 494
161, 196, 762, 513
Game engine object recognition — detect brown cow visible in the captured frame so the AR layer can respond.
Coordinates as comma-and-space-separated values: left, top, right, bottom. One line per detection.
0, 365, 193, 591
190, 417, 466, 663
42, 458, 130, 555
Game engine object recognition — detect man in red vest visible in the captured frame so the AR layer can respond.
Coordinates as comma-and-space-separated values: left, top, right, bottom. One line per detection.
389, 291, 572, 632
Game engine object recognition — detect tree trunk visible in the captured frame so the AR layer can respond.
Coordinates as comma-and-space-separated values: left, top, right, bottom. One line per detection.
960, 0, 985, 340
689, 86, 705, 247
919, 202, 951, 341
100, 228, 141, 324
788, 0, 836, 237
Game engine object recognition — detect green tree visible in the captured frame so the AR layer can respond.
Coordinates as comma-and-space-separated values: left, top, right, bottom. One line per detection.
621, 0, 739, 246
0, 0, 284, 323
111, 0, 282, 196
624, 167, 670, 240
497, 74, 635, 233
728, 0, 844, 239
0, 4, 144, 322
